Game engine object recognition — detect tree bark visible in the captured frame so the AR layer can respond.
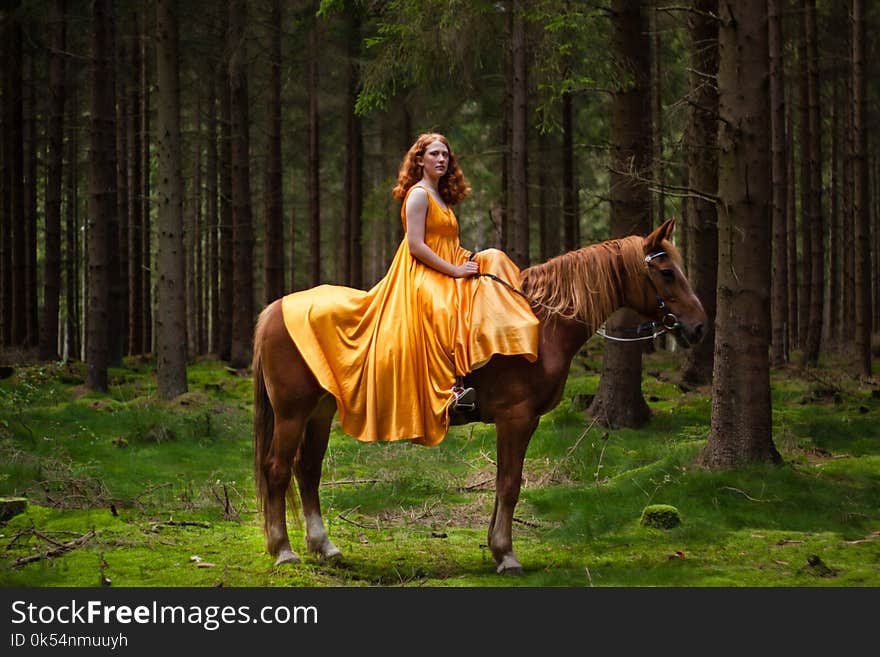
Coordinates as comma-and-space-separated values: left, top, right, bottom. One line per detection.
264, 0, 284, 304
851, 0, 872, 376
588, 0, 652, 429
23, 52, 39, 349
155, 0, 188, 398
6, 13, 26, 348
562, 91, 578, 252
769, 0, 788, 367
509, 0, 529, 268
796, 4, 810, 350
700, 0, 781, 468
127, 24, 144, 356
206, 71, 218, 354
307, 8, 321, 287
345, 2, 363, 289
113, 29, 128, 364
228, 0, 255, 368
141, 11, 153, 354
801, 0, 824, 365
87, 0, 117, 392
65, 81, 81, 361
217, 50, 233, 361
40, 0, 66, 362
680, 0, 718, 385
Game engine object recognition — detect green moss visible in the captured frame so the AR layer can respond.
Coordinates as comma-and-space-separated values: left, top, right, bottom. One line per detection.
640, 504, 682, 529
0, 353, 878, 587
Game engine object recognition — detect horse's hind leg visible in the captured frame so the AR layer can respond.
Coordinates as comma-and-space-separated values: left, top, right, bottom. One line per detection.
295, 396, 342, 561
264, 416, 306, 565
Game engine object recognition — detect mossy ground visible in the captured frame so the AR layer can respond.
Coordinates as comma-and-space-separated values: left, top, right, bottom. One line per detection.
1, 341, 878, 587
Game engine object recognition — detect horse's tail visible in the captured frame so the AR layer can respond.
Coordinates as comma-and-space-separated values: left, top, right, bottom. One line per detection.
252, 303, 276, 533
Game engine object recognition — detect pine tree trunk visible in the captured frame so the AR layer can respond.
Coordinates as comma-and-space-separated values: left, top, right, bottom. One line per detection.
217, 55, 233, 361
40, 0, 66, 362
796, 5, 810, 351
65, 82, 81, 361
127, 26, 143, 356
23, 52, 39, 349
155, 0, 188, 398
114, 32, 129, 362
7, 14, 26, 348
680, 0, 718, 385
141, 12, 153, 355
588, 0, 652, 429
769, 0, 789, 367
700, 0, 781, 468
345, 2, 363, 289
650, 0, 665, 227
206, 73, 218, 354
828, 74, 841, 348
0, 10, 9, 349
87, 0, 117, 392
851, 0, 872, 376
228, 0, 254, 369
307, 10, 321, 287
263, 0, 284, 303
188, 91, 203, 356
785, 102, 799, 351
509, 0, 529, 268
562, 91, 578, 252
801, 0, 824, 365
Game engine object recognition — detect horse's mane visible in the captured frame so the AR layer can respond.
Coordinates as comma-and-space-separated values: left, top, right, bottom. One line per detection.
520, 235, 673, 331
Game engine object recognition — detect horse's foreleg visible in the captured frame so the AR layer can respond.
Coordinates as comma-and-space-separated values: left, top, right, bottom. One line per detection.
489, 415, 538, 575
265, 417, 305, 566
295, 397, 342, 561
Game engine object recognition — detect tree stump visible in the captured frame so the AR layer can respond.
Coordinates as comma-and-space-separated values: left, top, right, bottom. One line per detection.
0, 497, 28, 522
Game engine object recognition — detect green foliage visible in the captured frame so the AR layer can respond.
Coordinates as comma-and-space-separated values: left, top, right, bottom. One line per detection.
1, 353, 878, 587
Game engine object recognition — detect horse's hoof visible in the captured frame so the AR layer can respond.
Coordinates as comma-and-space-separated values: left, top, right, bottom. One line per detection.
274, 549, 301, 566
495, 555, 524, 575
320, 544, 343, 560
310, 540, 343, 561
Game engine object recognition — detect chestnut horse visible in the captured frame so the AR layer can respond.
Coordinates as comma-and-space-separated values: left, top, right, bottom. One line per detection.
252, 219, 706, 574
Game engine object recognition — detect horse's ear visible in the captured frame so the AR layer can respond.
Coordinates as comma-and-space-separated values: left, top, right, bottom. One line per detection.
646, 218, 675, 251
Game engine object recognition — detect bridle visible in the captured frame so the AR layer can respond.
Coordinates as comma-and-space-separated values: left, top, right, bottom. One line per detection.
595, 251, 681, 342
468, 249, 682, 341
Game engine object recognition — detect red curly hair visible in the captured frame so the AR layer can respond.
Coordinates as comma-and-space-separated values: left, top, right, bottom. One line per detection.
391, 133, 471, 206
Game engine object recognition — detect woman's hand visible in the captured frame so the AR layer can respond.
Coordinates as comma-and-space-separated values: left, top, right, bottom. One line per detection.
452, 260, 480, 278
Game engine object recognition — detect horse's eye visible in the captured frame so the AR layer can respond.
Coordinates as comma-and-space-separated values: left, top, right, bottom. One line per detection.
660, 269, 675, 283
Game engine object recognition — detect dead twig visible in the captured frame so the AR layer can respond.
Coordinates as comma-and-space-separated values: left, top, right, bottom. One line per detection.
12, 530, 96, 568
720, 486, 777, 503
320, 478, 380, 487
338, 507, 377, 530
153, 520, 211, 529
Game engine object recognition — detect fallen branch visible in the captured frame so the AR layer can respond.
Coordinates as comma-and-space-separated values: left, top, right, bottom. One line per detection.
152, 520, 211, 529
321, 478, 380, 487
719, 486, 777, 503
13, 531, 96, 568
512, 517, 539, 528
337, 507, 377, 530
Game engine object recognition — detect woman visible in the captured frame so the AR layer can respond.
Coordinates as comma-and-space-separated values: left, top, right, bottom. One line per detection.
281, 133, 539, 446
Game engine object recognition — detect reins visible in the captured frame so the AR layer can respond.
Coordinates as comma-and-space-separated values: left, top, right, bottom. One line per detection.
469, 250, 680, 342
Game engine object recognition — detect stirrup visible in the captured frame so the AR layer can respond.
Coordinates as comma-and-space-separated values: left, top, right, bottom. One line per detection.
451, 386, 476, 413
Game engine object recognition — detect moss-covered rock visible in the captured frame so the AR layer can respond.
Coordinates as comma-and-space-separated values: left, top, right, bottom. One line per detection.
640, 504, 681, 529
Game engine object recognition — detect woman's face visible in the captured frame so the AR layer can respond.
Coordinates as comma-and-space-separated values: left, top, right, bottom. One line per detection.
418, 140, 449, 179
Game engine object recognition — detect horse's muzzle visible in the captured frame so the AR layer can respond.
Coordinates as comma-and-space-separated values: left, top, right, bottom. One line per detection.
672, 321, 704, 349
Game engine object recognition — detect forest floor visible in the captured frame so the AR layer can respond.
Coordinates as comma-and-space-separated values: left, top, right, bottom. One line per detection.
0, 339, 878, 587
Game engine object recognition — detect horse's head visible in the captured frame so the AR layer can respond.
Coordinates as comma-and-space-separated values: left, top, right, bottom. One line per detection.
628, 219, 707, 348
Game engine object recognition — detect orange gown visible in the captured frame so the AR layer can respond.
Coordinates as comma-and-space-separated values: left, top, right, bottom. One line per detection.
281, 186, 539, 446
